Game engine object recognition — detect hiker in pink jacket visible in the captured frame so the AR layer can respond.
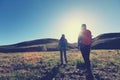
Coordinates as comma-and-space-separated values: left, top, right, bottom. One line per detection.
78, 24, 94, 80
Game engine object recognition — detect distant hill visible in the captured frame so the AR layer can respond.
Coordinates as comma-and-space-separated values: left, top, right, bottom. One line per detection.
92, 33, 120, 49
0, 33, 120, 53
69, 33, 120, 49
0, 38, 75, 53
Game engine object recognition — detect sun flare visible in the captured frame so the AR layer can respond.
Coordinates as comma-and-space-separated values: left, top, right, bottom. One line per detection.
55, 10, 98, 42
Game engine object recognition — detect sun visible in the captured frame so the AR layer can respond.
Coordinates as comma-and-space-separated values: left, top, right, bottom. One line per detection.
53, 10, 98, 42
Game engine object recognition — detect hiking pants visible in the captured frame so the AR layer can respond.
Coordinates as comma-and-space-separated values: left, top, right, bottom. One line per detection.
80, 45, 91, 69
60, 49, 67, 64
80, 45, 93, 76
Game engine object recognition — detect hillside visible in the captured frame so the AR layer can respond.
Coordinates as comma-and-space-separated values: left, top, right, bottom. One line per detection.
92, 33, 120, 49
0, 33, 120, 53
0, 38, 75, 53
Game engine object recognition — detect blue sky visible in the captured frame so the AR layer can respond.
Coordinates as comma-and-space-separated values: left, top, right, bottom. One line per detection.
0, 0, 120, 45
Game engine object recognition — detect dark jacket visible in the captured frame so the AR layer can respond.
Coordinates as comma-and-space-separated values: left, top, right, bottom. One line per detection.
59, 37, 68, 49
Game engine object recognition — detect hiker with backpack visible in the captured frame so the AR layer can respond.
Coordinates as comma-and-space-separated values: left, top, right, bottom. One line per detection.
59, 34, 68, 65
78, 24, 94, 80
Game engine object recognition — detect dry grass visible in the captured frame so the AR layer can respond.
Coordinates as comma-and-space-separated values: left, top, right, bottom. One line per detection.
0, 50, 119, 80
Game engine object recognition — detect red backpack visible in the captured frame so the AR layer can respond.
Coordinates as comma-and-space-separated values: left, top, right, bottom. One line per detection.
81, 29, 92, 45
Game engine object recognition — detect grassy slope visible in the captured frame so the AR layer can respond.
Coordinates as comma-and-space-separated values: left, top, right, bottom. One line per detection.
0, 50, 120, 80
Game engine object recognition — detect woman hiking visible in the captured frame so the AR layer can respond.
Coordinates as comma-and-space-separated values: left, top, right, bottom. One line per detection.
59, 34, 68, 65
78, 24, 94, 80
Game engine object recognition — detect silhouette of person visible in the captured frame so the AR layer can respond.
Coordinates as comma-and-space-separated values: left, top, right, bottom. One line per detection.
78, 24, 94, 80
59, 34, 68, 65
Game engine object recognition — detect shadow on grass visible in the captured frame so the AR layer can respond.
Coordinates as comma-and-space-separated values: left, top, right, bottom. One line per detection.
76, 61, 99, 80
40, 61, 102, 80
40, 64, 62, 80
76, 61, 86, 69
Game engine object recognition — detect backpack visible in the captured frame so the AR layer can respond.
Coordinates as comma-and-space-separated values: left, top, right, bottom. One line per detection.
80, 29, 92, 45
60, 38, 67, 47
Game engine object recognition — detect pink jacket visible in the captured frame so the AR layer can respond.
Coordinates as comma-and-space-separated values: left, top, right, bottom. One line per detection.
79, 29, 92, 45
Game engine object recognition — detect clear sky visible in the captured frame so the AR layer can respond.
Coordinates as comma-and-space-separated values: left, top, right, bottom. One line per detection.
0, 0, 120, 45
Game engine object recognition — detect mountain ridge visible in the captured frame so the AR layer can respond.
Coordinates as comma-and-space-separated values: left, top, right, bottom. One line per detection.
0, 33, 120, 53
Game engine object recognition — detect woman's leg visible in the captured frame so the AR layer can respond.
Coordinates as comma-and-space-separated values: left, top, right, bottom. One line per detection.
64, 49, 67, 64
80, 46, 94, 80
60, 49, 63, 64
80, 46, 91, 68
